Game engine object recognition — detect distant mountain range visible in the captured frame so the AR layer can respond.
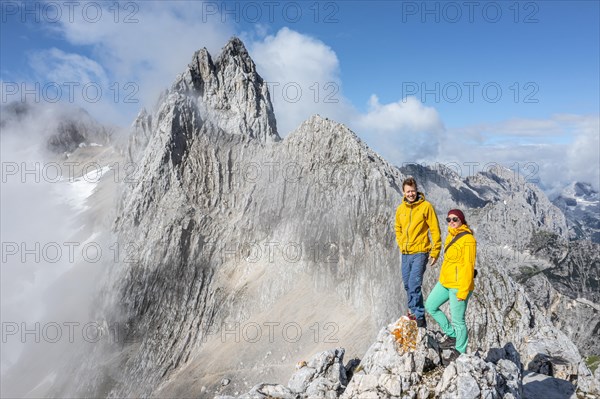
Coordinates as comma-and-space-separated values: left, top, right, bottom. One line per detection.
552, 182, 600, 244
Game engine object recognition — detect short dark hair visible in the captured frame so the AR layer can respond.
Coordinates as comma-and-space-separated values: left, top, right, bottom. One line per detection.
402, 177, 417, 190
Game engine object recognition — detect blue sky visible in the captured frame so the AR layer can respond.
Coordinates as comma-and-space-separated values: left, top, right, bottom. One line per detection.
1, 0, 599, 192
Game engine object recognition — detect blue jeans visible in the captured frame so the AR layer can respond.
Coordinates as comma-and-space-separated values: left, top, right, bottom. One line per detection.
401, 252, 428, 319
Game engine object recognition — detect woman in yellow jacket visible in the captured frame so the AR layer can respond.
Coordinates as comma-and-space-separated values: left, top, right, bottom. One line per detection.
425, 209, 476, 361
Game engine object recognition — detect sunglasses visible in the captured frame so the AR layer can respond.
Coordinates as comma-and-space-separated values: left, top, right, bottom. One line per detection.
446, 217, 460, 223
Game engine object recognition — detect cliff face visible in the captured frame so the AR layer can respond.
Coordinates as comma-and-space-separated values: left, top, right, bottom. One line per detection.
102, 114, 411, 397
522, 235, 600, 355
127, 37, 279, 165
13, 38, 596, 398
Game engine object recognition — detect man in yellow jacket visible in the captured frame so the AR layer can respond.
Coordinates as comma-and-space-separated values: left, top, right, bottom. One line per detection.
395, 177, 442, 328
425, 209, 477, 362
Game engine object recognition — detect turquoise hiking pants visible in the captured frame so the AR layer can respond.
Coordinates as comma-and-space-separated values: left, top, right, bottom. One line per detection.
425, 282, 472, 353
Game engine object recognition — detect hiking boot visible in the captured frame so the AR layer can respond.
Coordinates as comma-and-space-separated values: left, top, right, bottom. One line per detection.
442, 349, 461, 366
416, 318, 427, 328
438, 336, 456, 349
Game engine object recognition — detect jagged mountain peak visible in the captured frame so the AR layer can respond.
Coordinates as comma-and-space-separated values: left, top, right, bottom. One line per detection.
126, 38, 280, 165
285, 114, 386, 165
555, 181, 599, 203
287, 114, 359, 142
167, 37, 278, 143
570, 181, 598, 198
215, 37, 256, 72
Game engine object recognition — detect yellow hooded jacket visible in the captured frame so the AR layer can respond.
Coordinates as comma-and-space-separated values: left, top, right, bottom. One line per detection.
439, 224, 477, 300
394, 193, 442, 259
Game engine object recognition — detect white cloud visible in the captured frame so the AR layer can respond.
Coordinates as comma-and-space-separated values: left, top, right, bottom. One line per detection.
249, 28, 445, 165
0, 102, 110, 379
359, 95, 444, 133
25, 48, 129, 124
436, 115, 600, 193
348, 95, 444, 164
37, 1, 235, 125
486, 118, 563, 137
250, 27, 352, 135
29, 48, 108, 85
565, 115, 600, 190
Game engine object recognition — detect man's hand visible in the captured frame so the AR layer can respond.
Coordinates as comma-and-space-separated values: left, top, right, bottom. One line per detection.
428, 256, 437, 266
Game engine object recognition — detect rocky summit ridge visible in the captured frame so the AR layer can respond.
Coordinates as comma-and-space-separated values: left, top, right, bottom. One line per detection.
8, 37, 598, 399
216, 325, 528, 399
172, 37, 279, 143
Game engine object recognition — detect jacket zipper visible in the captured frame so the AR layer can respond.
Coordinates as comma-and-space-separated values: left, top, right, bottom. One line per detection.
453, 234, 459, 281
405, 205, 413, 253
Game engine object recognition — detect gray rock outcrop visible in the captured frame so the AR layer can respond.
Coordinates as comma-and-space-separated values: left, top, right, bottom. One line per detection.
225, 325, 527, 399
521, 235, 600, 355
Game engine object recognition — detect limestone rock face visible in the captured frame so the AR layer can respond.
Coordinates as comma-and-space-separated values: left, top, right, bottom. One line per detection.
288, 348, 348, 397
172, 37, 279, 144
522, 236, 600, 355
127, 38, 279, 165
215, 349, 348, 399
102, 109, 409, 397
